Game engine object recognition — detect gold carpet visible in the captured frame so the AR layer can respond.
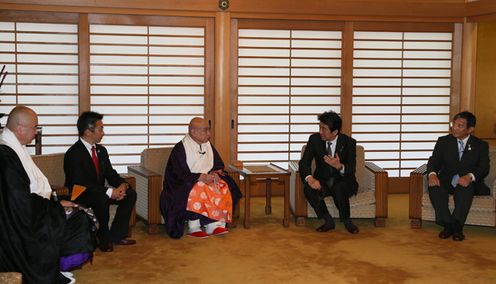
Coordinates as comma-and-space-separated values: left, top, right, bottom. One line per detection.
74, 194, 496, 283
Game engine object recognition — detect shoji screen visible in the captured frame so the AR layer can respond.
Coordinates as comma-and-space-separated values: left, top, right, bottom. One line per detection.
352, 30, 453, 177
0, 21, 79, 154
236, 26, 342, 167
89, 19, 211, 173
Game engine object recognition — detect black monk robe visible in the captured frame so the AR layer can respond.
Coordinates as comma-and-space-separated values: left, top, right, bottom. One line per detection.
0, 145, 94, 284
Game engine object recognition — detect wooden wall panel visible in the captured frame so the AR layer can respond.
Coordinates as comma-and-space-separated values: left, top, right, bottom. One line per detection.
474, 21, 496, 145
0, 9, 78, 23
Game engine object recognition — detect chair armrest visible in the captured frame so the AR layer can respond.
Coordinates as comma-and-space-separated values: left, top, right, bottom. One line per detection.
53, 186, 69, 197
128, 165, 161, 178
288, 160, 299, 172
492, 180, 496, 199
409, 164, 427, 223
227, 161, 243, 195
122, 175, 136, 189
120, 174, 136, 227
364, 162, 388, 220
127, 165, 162, 231
288, 160, 307, 218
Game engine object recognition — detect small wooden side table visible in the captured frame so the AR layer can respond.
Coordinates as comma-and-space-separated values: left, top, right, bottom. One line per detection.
229, 163, 290, 228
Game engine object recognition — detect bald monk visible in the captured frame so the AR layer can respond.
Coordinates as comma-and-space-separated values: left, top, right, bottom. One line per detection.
160, 117, 242, 239
0, 106, 94, 284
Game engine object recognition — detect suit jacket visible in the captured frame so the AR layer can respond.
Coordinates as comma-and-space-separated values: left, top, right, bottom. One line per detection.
64, 139, 125, 195
299, 133, 358, 195
427, 134, 490, 195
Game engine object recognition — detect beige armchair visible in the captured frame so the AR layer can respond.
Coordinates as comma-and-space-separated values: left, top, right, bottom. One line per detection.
289, 145, 389, 227
409, 147, 496, 228
127, 147, 172, 234
32, 152, 137, 235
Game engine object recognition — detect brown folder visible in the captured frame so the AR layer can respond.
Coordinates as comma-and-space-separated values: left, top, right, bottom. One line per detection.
71, 184, 87, 201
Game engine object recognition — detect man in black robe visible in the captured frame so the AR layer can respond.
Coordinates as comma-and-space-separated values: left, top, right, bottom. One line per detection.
0, 106, 94, 284
160, 117, 241, 239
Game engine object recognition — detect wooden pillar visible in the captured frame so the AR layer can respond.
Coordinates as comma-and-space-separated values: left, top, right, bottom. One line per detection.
340, 21, 354, 135
214, 11, 231, 162
459, 21, 478, 112
78, 13, 90, 113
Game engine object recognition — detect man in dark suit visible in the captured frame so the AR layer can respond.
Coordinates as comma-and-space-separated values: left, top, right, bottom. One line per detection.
299, 110, 359, 234
64, 111, 137, 252
427, 111, 490, 241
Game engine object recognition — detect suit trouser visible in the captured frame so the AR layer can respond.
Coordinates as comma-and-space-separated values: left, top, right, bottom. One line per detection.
76, 187, 137, 243
428, 183, 474, 227
303, 179, 352, 222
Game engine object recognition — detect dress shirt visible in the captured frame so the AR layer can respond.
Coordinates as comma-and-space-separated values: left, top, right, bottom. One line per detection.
428, 135, 475, 182
80, 138, 113, 197
305, 135, 345, 183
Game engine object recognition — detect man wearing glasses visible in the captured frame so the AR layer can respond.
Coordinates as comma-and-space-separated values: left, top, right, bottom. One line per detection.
427, 111, 490, 241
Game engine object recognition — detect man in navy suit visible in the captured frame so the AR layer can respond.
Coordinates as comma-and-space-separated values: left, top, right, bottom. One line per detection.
64, 111, 137, 252
299, 110, 359, 234
427, 111, 490, 241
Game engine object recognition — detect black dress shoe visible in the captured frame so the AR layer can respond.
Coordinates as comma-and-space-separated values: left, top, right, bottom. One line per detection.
99, 242, 114, 252
344, 221, 359, 234
452, 232, 465, 241
438, 225, 453, 239
114, 239, 136, 246
316, 222, 335, 232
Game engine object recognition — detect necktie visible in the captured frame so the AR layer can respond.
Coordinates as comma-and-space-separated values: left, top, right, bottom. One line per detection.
325, 141, 335, 191
451, 140, 464, 187
458, 140, 464, 160
91, 145, 99, 176
326, 141, 333, 156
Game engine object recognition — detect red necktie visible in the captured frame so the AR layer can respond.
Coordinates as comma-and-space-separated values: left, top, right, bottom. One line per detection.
91, 145, 99, 175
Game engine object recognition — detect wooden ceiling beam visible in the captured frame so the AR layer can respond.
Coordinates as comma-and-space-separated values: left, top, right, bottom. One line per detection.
0, 0, 466, 19
466, 0, 496, 22
0, 0, 494, 22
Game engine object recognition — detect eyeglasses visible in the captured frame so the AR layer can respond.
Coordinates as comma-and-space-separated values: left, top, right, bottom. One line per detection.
450, 122, 467, 129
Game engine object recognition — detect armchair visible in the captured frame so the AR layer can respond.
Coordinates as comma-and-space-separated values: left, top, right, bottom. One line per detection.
32, 152, 137, 234
127, 147, 172, 234
409, 147, 496, 228
289, 145, 388, 227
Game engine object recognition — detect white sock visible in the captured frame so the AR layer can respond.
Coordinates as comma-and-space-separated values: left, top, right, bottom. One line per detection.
205, 221, 225, 235
188, 219, 202, 233
61, 271, 73, 277
60, 271, 76, 284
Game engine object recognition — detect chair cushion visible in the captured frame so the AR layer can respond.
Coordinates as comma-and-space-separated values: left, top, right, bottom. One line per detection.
422, 193, 495, 211
422, 193, 496, 226
307, 189, 376, 218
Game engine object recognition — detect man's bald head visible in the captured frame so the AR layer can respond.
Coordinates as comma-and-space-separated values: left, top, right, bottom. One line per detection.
6, 106, 39, 145
188, 117, 210, 144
